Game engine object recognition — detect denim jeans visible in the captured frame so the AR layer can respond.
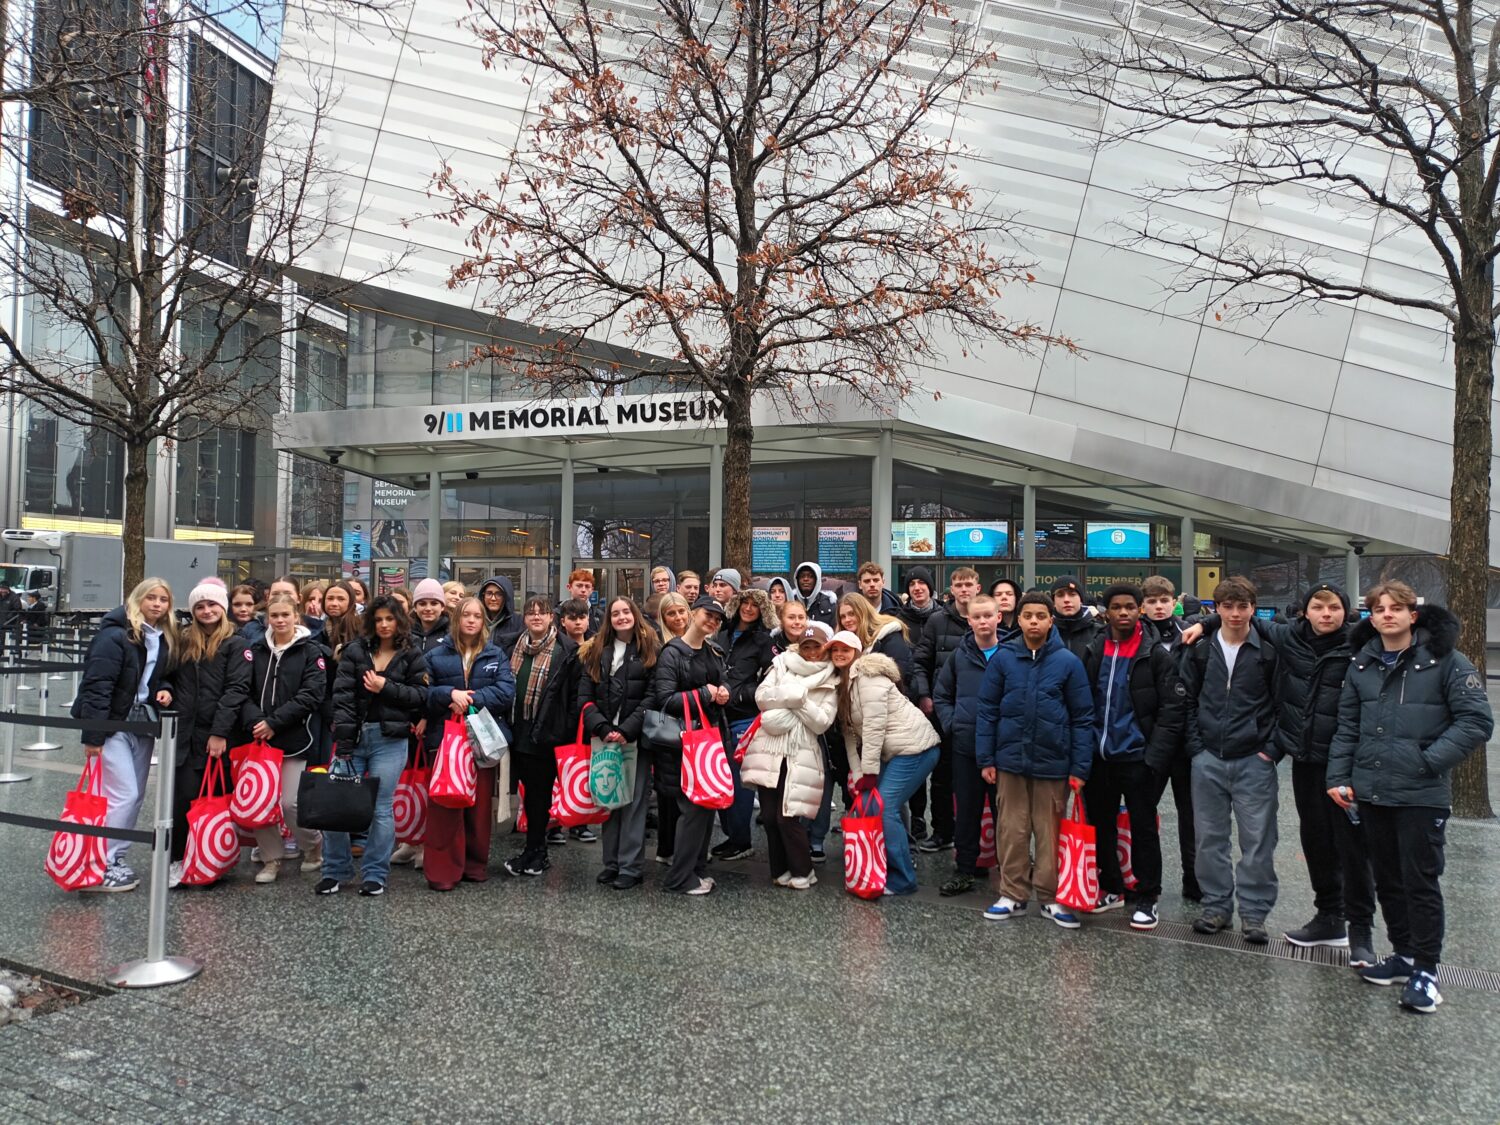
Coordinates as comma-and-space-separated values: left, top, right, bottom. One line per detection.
1191, 751, 1279, 923
806, 771, 834, 850
717, 718, 756, 848
321, 725, 407, 886
877, 746, 939, 894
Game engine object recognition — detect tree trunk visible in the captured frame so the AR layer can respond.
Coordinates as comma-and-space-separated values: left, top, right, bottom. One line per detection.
721, 382, 754, 574
1447, 319, 1494, 819
122, 439, 149, 596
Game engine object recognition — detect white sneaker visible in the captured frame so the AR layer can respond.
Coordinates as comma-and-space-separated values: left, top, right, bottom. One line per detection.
391, 843, 419, 866
255, 860, 280, 885
168, 861, 184, 889
774, 872, 793, 887
250, 846, 262, 863
686, 878, 715, 896
789, 872, 817, 890
984, 896, 1028, 921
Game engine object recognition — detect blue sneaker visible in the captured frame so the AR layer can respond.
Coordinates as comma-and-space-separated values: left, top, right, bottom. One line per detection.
1399, 970, 1443, 1013
1042, 902, 1082, 929
1359, 953, 1415, 986
984, 896, 1029, 921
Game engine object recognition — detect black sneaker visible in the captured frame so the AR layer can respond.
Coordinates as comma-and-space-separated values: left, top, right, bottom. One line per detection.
597, 868, 620, 885
1193, 912, 1230, 934
810, 846, 827, 864
502, 852, 529, 877
939, 874, 975, 897
1348, 926, 1377, 969
1182, 881, 1204, 903
1284, 912, 1348, 948
1399, 969, 1443, 1013
546, 827, 566, 846
712, 842, 753, 861
358, 881, 386, 897
1359, 953, 1415, 987
570, 826, 599, 843
916, 836, 951, 854
709, 839, 736, 858
1242, 920, 1269, 945
522, 851, 549, 877
910, 820, 929, 841
313, 878, 341, 896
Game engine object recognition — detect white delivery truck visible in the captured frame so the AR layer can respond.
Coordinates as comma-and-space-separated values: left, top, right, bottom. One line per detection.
0, 529, 220, 614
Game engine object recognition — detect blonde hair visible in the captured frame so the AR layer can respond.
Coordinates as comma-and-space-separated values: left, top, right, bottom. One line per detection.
837, 591, 906, 647
179, 600, 236, 665
443, 580, 468, 599
125, 578, 177, 661
658, 592, 690, 637
452, 597, 489, 668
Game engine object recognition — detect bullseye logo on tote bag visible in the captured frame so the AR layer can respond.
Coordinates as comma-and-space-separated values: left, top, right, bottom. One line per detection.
46, 760, 108, 892
394, 751, 432, 841
229, 742, 284, 829
551, 709, 609, 826
182, 759, 239, 886
841, 790, 887, 900
430, 719, 477, 809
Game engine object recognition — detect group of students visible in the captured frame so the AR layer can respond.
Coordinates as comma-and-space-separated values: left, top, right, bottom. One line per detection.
69, 557, 1491, 1015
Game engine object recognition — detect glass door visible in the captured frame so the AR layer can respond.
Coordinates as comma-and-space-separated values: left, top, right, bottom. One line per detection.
581, 562, 648, 605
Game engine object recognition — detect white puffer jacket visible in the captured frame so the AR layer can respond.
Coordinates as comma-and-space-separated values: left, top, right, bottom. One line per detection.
844, 652, 940, 779
743, 650, 837, 820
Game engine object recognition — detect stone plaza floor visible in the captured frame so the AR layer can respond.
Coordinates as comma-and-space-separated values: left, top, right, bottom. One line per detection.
1, 704, 1498, 1122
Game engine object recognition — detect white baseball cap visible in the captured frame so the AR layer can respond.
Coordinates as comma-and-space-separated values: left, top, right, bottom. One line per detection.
828, 630, 863, 652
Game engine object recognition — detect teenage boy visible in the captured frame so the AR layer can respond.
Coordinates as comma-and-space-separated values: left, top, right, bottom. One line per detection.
932, 594, 1002, 896
708, 568, 742, 606
1327, 582, 1493, 1014
791, 561, 838, 627
677, 571, 702, 603
1083, 584, 1183, 930
975, 593, 1094, 927
1186, 583, 1374, 958
912, 567, 982, 851
899, 566, 939, 639
857, 561, 904, 615
1180, 577, 1279, 943
1050, 576, 1101, 660
559, 569, 605, 638
1140, 574, 1199, 900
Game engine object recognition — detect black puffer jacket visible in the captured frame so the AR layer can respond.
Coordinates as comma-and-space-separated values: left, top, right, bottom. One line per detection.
73, 606, 174, 746
578, 638, 655, 743
650, 635, 729, 793
1180, 627, 1278, 760
510, 635, 581, 754
870, 618, 917, 700
411, 612, 451, 659
173, 633, 252, 766
331, 638, 430, 749
1327, 605, 1494, 807
1082, 629, 1184, 773
1055, 611, 1103, 661
716, 619, 776, 722
242, 629, 327, 759
912, 603, 971, 699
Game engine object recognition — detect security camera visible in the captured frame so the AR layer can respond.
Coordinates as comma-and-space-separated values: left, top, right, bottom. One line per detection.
465, 471, 478, 480
1348, 538, 1370, 556
325, 447, 344, 466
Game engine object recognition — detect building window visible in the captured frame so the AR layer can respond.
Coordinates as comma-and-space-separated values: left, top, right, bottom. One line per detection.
23, 409, 125, 520
291, 458, 343, 539
185, 38, 270, 264
296, 325, 348, 412
175, 420, 256, 530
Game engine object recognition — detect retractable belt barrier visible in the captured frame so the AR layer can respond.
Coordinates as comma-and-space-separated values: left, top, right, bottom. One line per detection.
0, 709, 201, 989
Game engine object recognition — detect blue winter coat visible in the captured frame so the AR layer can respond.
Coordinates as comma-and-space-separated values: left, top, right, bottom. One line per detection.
424, 636, 516, 752
974, 630, 1095, 781
932, 632, 999, 758
73, 606, 174, 747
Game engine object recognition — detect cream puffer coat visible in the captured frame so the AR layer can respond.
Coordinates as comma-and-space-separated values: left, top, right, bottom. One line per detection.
742, 650, 837, 820
844, 652, 940, 779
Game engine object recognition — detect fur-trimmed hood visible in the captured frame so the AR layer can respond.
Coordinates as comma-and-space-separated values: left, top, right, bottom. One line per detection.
851, 651, 902, 683
1349, 602, 1460, 659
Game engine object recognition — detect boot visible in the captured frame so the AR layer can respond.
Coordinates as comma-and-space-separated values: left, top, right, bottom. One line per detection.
1284, 912, 1348, 948
255, 859, 281, 885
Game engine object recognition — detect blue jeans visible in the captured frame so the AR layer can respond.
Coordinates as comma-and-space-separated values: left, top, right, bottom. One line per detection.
877, 747, 939, 894
806, 773, 834, 850
718, 718, 756, 848
321, 725, 407, 886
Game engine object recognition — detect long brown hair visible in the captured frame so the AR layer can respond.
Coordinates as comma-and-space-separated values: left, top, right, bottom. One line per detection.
579, 597, 660, 681
179, 599, 236, 664
322, 580, 362, 653
837, 592, 907, 646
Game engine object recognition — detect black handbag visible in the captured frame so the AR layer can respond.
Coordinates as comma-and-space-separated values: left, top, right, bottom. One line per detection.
298, 756, 379, 833
639, 708, 684, 753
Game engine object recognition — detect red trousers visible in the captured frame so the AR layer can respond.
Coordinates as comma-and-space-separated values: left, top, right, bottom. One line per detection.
423, 766, 495, 887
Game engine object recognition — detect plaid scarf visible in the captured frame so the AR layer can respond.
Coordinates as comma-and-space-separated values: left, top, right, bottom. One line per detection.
511, 626, 556, 721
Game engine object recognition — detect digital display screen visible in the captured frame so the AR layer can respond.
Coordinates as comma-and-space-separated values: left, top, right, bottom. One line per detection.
1085, 521, 1152, 560
943, 521, 1009, 559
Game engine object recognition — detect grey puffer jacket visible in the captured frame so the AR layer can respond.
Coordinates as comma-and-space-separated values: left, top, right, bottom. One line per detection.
843, 652, 941, 780
743, 650, 837, 819
1326, 605, 1493, 808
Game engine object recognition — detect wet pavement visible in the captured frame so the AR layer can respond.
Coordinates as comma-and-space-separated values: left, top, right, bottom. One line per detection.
1, 702, 1499, 1122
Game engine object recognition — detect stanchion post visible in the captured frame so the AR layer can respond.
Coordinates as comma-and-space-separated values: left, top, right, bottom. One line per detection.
108, 712, 201, 988
0, 665, 31, 784
65, 624, 81, 709
22, 639, 61, 752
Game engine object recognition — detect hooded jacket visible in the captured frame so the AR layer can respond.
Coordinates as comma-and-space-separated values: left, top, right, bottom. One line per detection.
932, 631, 1001, 758
743, 649, 837, 819
843, 652, 941, 779
974, 630, 1094, 781
899, 566, 940, 638
73, 605, 175, 747
875, 587, 904, 616
1326, 605, 1493, 808
172, 632, 253, 766
716, 615, 777, 722
1180, 624, 1278, 761
424, 636, 516, 752
912, 602, 971, 700
650, 634, 729, 793
241, 627, 327, 758
767, 577, 794, 607
791, 561, 837, 627
1082, 624, 1183, 769
331, 637, 430, 749
479, 577, 522, 657
578, 636, 655, 744
411, 611, 452, 659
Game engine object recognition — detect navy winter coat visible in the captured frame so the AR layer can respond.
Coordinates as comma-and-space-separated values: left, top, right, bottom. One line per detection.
974, 630, 1094, 781
1081, 627, 1183, 769
73, 606, 174, 747
932, 632, 999, 758
424, 637, 516, 752
1327, 606, 1493, 808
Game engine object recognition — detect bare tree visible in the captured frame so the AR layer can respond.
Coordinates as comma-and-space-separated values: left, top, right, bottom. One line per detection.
1054, 0, 1496, 816
0, 0, 402, 591
432, 0, 1068, 573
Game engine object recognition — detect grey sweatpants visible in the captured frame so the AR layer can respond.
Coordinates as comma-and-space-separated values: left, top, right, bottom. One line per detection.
601, 756, 652, 879
1191, 752, 1279, 923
